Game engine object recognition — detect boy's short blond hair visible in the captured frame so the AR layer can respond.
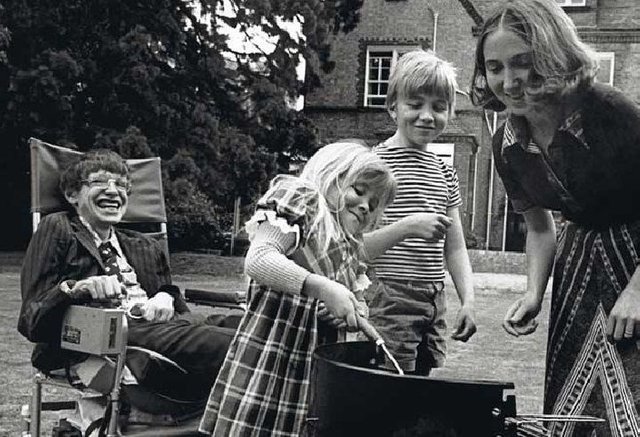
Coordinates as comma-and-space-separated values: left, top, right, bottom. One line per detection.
385, 50, 458, 117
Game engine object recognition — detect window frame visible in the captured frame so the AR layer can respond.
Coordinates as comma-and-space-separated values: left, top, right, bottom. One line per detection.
594, 51, 615, 86
426, 143, 455, 167
556, 0, 587, 7
363, 45, 421, 108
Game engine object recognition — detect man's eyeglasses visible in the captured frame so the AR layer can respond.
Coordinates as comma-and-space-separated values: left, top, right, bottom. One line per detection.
82, 177, 131, 193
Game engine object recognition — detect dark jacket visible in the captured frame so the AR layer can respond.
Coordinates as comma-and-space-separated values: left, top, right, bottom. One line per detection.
18, 211, 188, 371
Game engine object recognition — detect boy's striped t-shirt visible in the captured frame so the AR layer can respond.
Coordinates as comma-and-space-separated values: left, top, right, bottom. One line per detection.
372, 142, 462, 281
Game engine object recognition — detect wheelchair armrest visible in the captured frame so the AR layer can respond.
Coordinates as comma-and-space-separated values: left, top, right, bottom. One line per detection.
184, 288, 247, 308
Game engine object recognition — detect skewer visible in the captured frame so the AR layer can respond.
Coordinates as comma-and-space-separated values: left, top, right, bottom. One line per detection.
357, 314, 404, 375
515, 414, 606, 423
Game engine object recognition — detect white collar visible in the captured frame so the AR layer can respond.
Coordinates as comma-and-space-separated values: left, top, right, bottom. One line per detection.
78, 216, 122, 256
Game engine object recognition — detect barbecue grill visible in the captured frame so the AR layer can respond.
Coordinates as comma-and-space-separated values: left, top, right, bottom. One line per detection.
307, 341, 601, 437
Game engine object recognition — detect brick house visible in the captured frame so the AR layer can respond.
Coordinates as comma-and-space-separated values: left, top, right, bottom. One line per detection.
303, 0, 640, 251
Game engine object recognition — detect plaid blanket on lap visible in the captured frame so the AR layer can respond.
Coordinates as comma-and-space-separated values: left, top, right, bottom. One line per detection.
199, 286, 318, 436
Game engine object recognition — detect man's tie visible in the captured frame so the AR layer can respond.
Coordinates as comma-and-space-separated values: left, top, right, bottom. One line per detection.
99, 241, 122, 281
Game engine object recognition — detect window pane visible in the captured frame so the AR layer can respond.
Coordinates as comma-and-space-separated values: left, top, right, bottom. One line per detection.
370, 51, 393, 58
367, 96, 386, 107
596, 59, 612, 85
555, 0, 586, 5
595, 52, 614, 85
366, 47, 418, 107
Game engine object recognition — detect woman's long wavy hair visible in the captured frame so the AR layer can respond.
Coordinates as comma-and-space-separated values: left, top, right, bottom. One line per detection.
470, 0, 599, 111
298, 141, 396, 252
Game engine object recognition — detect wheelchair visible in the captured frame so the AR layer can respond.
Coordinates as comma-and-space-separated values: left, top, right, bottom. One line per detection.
21, 138, 246, 436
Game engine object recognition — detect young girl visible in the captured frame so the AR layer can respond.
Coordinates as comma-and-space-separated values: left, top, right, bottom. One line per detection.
198, 141, 396, 436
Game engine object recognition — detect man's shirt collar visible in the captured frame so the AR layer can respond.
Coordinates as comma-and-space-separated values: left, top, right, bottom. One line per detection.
78, 216, 122, 256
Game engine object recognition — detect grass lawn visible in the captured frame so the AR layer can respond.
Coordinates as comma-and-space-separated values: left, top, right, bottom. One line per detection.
0, 251, 550, 435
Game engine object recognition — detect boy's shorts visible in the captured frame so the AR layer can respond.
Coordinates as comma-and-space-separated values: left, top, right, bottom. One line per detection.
366, 277, 447, 374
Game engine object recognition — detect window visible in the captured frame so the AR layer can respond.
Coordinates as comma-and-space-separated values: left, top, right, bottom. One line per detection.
364, 46, 420, 108
556, 0, 586, 6
426, 143, 455, 167
595, 52, 615, 86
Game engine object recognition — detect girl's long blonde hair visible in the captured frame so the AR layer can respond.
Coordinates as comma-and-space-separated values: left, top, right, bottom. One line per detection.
298, 141, 396, 252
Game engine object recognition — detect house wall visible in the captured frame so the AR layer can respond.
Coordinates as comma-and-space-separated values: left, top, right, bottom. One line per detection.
305, 0, 640, 251
305, 0, 488, 235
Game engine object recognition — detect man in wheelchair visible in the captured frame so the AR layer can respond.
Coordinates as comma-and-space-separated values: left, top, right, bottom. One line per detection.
18, 149, 240, 413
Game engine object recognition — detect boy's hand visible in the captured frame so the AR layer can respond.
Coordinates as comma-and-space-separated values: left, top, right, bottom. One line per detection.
403, 213, 452, 241
451, 304, 477, 341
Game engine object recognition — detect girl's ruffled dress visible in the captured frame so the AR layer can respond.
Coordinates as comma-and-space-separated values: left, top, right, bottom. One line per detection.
199, 176, 370, 436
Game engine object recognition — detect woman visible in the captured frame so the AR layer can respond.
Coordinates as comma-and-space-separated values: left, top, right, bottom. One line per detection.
471, 0, 640, 436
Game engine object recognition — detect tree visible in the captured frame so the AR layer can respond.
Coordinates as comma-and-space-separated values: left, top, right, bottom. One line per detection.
0, 0, 362, 249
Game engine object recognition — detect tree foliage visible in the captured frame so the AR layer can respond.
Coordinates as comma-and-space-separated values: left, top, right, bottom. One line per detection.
0, 0, 362, 249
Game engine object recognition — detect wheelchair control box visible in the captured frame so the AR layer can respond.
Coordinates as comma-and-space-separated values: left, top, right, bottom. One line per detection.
60, 305, 126, 355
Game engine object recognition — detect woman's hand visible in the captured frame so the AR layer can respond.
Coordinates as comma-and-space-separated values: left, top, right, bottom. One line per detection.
503, 293, 542, 337
606, 283, 640, 342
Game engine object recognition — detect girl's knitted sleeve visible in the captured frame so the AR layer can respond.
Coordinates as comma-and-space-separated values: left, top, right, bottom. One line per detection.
245, 175, 319, 246
245, 220, 312, 295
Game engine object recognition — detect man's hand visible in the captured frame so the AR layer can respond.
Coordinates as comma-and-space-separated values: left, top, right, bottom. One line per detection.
401, 213, 452, 241
69, 275, 122, 301
502, 293, 542, 337
606, 283, 640, 343
141, 292, 174, 322
451, 304, 477, 341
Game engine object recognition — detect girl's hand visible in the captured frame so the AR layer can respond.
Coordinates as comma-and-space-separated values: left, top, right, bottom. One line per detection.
402, 213, 452, 241
324, 283, 359, 329
317, 302, 347, 330
606, 284, 640, 343
304, 274, 359, 329
503, 293, 542, 337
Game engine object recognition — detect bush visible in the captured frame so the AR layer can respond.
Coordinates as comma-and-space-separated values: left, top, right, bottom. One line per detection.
165, 178, 226, 251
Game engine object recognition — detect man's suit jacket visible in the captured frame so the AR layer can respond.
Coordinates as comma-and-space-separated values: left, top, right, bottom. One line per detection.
18, 211, 188, 371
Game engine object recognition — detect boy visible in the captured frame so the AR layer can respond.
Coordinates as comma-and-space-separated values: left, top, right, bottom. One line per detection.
365, 50, 476, 375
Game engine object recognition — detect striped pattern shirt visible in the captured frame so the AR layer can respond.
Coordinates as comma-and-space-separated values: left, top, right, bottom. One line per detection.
372, 142, 462, 281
